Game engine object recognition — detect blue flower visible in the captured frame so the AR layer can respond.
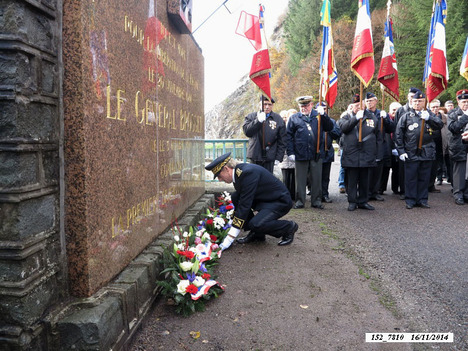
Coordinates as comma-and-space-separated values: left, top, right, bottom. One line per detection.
186, 272, 196, 282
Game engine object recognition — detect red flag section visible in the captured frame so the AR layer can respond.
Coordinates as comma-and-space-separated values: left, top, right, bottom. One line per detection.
377, 17, 399, 101
350, 0, 374, 87
249, 49, 271, 100
425, 0, 448, 102
235, 11, 262, 51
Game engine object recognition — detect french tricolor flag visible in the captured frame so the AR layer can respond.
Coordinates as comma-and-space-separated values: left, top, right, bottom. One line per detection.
351, 0, 374, 87
460, 36, 468, 82
424, 0, 448, 102
378, 15, 399, 101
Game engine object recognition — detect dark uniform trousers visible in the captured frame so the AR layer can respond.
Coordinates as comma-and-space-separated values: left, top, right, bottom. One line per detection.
252, 160, 274, 173
346, 167, 371, 205
404, 160, 431, 205
370, 161, 384, 196
231, 193, 294, 238
321, 162, 332, 198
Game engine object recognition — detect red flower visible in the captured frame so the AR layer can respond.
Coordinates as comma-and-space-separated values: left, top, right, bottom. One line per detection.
226, 205, 234, 210
186, 284, 198, 294
185, 251, 195, 259
206, 219, 213, 225
209, 235, 218, 242
202, 273, 211, 280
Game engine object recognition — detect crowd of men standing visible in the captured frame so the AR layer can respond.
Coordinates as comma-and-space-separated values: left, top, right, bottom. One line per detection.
242, 88, 468, 211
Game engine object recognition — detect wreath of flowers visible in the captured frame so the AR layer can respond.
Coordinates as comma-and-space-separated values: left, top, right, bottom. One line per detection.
157, 192, 235, 316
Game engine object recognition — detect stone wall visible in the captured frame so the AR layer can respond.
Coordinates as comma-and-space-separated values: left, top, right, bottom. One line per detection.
0, 0, 66, 349
0, 0, 205, 349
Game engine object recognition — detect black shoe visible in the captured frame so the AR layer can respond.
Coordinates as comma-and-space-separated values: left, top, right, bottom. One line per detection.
358, 203, 375, 210
312, 203, 324, 209
399, 194, 406, 200
369, 194, 384, 201
236, 231, 265, 244
406, 203, 413, 209
348, 203, 357, 211
322, 196, 332, 203
294, 204, 304, 209
455, 198, 464, 205
436, 179, 443, 185
278, 222, 298, 246
418, 202, 431, 208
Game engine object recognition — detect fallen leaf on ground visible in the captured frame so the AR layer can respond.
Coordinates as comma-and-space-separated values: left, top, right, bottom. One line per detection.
189, 331, 201, 339
300, 305, 309, 309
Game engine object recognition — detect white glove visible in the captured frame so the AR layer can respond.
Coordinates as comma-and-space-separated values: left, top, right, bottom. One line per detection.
421, 111, 429, 121
380, 110, 387, 118
288, 155, 295, 161
317, 106, 325, 115
257, 111, 266, 123
219, 227, 240, 250
219, 236, 235, 251
356, 110, 364, 120
274, 160, 280, 165
399, 153, 408, 161
392, 149, 398, 156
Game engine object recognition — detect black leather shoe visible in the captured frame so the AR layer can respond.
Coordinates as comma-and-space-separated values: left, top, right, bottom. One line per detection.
455, 198, 464, 205
399, 194, 406, 200
278, 222, 298, 246
312, 203, 324, 209
358, 203, 375, 210
237, 231, 266, 244
418, 203, 431, 208
348, 203, 357, 211
436, 179, 443, 185
406, 203, 413, 209
322, 196, 332, 203
370, 194, 384, 201
294, 204, 304, 209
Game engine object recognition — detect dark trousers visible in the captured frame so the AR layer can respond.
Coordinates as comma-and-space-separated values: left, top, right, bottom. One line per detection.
379, 165, 391, 193
369, 161, 383, 196
247, 198, 294, 237
252, 160, 274, 173
390, 156, 400, 194
321, 162, 332, 197
398, 159, 406, 195
428, 159, 438, 190
404, 160, 432, 205
346, 167, 371, 205
281, 168, 295, 201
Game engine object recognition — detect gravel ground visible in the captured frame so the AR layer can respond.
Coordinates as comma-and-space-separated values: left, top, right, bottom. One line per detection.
129, 163, 466, 351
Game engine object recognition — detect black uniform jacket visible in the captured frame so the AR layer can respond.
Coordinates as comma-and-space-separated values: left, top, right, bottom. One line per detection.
338, 110, 380, 168
230, 163, 292, 230
447, 107, 468, 162
243, 111, 286, 162
395, 109, 443, 161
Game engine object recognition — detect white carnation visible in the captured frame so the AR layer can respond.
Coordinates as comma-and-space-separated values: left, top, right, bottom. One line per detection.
177, 280, 190, 295
180, 261, 194, 272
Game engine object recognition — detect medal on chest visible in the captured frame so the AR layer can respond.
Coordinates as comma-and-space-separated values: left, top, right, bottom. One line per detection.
366, 119, 374, 128
269, 120, 277, 130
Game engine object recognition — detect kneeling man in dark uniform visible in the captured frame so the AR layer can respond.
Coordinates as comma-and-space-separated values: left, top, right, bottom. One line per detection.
205, 153, 298, 250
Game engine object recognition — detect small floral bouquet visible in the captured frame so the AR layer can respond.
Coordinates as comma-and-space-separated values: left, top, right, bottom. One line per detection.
157, 225, 224, 316
197, 191, 235, 244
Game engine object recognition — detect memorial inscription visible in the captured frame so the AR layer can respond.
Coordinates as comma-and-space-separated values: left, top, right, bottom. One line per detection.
63, 0, 204, 297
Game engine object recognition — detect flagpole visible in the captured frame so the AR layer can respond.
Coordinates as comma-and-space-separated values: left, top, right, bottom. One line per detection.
359, 82, 363, 143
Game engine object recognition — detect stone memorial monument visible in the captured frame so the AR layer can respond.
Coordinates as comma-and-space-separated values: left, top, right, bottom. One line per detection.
0, 0, 205, 349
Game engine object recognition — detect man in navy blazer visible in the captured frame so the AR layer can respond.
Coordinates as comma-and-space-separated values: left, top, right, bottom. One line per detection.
206, 153, 298, 250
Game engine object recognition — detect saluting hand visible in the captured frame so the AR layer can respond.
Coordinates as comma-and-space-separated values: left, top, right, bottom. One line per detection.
421, 111, 430, 121
356, 110, 364, 120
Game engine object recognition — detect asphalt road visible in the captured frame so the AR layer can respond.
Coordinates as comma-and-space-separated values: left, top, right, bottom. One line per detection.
131, 163, 467, 350
316, 162, 468, 350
